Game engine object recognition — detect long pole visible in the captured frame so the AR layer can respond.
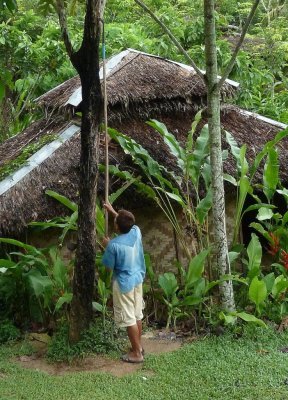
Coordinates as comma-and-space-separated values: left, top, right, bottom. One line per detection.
102, 21, 109, 236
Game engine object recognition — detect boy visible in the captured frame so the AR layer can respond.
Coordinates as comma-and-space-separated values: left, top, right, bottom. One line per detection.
102, 201, 146, 363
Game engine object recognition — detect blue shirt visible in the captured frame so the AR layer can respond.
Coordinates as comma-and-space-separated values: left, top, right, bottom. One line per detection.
102, 225, 146, 293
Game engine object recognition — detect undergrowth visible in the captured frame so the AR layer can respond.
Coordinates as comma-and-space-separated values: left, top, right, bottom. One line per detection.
46, 318, 125, 363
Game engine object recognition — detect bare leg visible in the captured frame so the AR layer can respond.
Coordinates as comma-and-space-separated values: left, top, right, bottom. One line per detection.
126, 324, 143, 362
136, 319, 143, 352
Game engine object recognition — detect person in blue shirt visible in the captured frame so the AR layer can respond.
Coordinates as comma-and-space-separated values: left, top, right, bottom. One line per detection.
102, 201, 146, 363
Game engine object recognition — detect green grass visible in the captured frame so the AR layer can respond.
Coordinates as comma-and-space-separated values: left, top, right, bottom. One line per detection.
1, 326, 288, 400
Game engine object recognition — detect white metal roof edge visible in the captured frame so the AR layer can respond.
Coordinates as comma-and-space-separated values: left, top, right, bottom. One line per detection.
0, 124, 80, 197
65, 49, 131, 107
239, 109, 287, 129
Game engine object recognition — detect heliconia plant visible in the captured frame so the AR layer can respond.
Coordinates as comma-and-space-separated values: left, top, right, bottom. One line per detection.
225, 127, 288, 246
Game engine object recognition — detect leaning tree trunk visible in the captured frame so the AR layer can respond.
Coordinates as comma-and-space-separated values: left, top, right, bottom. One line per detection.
56, 0, 105, 343
204, 0, 235, 312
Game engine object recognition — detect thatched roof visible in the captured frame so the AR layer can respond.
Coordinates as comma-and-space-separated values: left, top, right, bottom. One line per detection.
36, 49, 237, 120
0, 49, 287, 236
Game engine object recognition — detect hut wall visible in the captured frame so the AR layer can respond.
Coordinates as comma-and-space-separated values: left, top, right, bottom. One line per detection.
26, 229, 77, 264
134, 207, 194, 272
225, 194, 238, 245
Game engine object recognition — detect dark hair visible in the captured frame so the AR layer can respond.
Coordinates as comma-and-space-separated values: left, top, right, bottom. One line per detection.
116, 210, 135, 234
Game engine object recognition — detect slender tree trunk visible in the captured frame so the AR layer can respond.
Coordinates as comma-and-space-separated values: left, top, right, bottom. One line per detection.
204, 0, 235, 312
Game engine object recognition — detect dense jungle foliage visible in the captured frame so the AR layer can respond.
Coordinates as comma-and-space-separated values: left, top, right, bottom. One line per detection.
0, 0, 287, 141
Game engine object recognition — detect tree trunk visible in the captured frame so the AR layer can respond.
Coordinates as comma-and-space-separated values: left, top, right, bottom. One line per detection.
204, 0, 235, 312
68, 0, 104, 343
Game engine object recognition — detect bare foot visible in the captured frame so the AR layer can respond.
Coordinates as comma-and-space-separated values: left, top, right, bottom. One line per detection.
121, 352, 144, 364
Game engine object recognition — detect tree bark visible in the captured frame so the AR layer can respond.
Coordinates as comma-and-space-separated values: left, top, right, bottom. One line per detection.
204, 0, 235, 312
56, 0, 105, 343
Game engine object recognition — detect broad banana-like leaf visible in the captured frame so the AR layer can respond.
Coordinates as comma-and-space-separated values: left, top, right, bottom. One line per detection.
158, 272, 178, 299
0, 238, 42, 255
55, 292, 72, 312
196, 188, 212, 225
236, 312, 266, 327
247, 233, 262, 278
263, 272, 275, 295
249, 222, 271, 242
186, 109, 203, 152
263, 147, 279, 202
45, 190, 78, 212
188, 124, 209, 186
185, 249, 209, 292
249, 276, 267, 313
250, 128, 288, 179
147, 120, 185, 171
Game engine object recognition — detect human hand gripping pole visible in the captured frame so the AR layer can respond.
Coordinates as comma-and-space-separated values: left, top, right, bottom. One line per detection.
103, 201, 118, 218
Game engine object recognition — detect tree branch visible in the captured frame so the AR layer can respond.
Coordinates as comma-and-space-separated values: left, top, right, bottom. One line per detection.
55, 0, 74, 59
217, 0, 261, 90
133, 0, 205, 81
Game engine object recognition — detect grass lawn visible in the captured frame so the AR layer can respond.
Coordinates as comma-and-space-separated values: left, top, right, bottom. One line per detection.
1, 326, 288, 400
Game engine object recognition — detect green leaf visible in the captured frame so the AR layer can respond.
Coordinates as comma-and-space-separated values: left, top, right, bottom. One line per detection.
185, 249, 209, 291
223, 174, 237, 186
196, 189, 212, 225
249, 277, 267, 312
92, 302, 104, 313
26, 269, 53, 308
251, 128, 288, 180
95, 202, 105, 238
180, 296, 203, 306
55, 292, 72, 312
147, 119, 185, 170
263, 272, 275, 295
0, 259, 15, 268
188, 109, 202, 151
189, 124, 210, 186
256, 207, 274, 221
219, 312, 237, 325
49, 247, 67, 289
228, 252, 240, 264
225, 131, 242, 174
247, 233, 262, 277
145, 253, 154, 282
249, 223, 271, 242
108, 180, 135, 204
263, 147, 279, 201
59, 210, 78, 244
277, 188, 288, 203
236, 312, 266, 327
158, 273, 178, 299
45, 190, 78, 212
243, 203, 275, 215
154, 187, 185, 206
0, 238, 42, 255
272, 275, 288, 298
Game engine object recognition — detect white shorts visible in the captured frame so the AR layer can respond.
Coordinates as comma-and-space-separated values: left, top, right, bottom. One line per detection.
112, 280, 144, 328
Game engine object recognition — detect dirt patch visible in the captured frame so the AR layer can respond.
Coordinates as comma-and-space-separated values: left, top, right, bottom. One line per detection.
15, 331, 182, 377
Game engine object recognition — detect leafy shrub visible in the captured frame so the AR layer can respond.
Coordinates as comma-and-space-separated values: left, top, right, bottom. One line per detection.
46, 318, 124, 363
0, 320, 20, 344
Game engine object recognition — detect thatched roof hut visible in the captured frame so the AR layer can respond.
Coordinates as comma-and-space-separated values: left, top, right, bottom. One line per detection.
0, 49, 287, 240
